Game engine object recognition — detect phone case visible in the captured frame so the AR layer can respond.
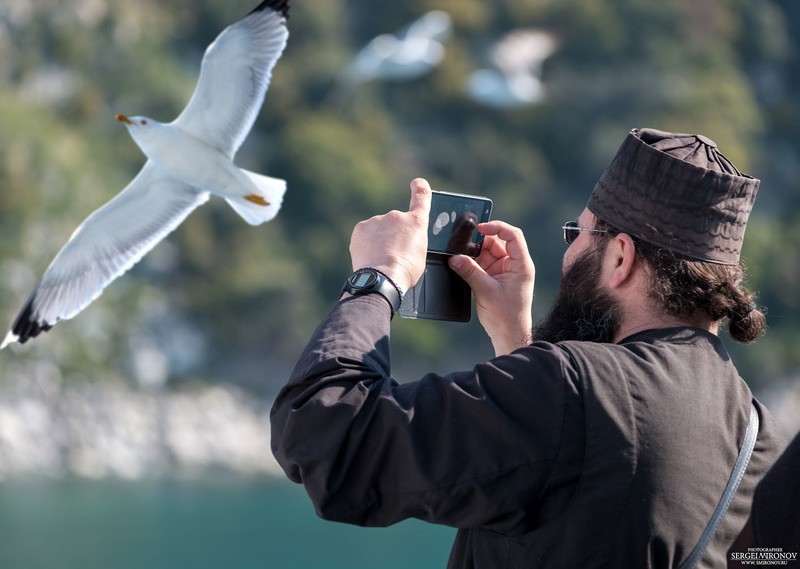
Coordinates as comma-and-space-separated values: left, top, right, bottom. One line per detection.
398, 253, 471, 322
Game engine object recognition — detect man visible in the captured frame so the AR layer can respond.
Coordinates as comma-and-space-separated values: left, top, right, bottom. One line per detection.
271, 128, 786, 567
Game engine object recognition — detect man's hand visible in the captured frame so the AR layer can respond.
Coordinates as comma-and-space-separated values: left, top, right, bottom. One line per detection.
448, 221, 535, 356
350, 178, 432, 293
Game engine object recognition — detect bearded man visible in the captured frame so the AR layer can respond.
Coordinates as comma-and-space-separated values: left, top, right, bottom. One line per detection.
271, 128, 786, 568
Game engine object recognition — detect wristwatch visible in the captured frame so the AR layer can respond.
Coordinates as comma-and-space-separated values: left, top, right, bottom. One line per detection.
341, 268, 403, 315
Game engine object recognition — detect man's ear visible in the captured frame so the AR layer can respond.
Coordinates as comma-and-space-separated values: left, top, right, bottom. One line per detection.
605, 233, 638, 290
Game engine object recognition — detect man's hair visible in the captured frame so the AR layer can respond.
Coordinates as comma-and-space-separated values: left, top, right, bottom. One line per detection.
595, 219, 766, 343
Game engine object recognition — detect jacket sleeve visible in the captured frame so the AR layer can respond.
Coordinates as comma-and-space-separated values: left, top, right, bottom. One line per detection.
270, 294, 581, 534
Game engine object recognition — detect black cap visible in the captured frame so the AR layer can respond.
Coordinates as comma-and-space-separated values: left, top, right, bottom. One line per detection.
587, 128, 760, 265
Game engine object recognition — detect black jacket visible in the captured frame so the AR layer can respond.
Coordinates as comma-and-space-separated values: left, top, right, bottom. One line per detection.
271, 295, 785, 568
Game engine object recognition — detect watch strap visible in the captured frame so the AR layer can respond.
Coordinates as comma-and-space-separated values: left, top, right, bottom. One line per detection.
342, 268, 403, 315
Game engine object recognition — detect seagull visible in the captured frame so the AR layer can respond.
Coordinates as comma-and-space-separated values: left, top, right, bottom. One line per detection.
466, 29, 558, 108
324, 10, 451, 109
2, 0, 290, 349
342, 10, 452, 85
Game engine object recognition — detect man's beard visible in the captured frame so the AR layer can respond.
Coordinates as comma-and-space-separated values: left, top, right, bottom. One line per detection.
532, 243, 622, 344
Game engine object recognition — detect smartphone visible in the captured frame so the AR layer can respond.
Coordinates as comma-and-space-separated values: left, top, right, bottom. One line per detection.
427, 191, 493, 256
399, 190, 493, 321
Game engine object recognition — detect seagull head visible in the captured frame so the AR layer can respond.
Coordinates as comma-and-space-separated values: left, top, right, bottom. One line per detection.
115, 114, 163, 149
115, 114, 154, 128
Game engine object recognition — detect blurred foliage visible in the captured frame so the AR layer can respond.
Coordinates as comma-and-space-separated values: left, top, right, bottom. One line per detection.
1, 0, 799, 392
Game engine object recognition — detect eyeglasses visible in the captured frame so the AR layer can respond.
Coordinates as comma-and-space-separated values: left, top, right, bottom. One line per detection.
562, 220, 609, 245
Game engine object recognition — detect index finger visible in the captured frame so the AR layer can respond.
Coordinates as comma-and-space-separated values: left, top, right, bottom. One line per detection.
408, 178, 432, 216
478, 220, 530, 260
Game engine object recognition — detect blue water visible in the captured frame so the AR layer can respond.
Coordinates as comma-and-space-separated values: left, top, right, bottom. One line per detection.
0, 477, 455, 569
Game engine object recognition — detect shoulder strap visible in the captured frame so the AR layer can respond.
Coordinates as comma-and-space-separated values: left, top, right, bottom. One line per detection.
679, 402, 759, 569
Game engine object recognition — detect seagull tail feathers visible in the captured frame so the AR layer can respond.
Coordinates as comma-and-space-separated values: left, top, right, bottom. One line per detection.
225, 169, 286, 226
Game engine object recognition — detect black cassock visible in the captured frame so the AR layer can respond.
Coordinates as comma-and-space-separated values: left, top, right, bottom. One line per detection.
271, 295, 786, 568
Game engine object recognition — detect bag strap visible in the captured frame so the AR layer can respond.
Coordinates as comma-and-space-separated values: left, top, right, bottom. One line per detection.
679, 402, 759, 569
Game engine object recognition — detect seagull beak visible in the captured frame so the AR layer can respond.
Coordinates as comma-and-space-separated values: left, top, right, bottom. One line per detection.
115, 114, 133, 125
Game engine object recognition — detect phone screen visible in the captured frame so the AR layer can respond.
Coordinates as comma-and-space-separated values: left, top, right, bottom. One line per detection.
427, 191, 493, 256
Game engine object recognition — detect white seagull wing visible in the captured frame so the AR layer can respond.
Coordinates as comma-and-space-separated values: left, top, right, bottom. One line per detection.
3, 162, 210, 347
173, 0, 289, 157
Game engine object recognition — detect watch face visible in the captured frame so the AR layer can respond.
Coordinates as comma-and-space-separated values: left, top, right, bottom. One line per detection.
350, 270, 378, 290
343, 268, 401, 314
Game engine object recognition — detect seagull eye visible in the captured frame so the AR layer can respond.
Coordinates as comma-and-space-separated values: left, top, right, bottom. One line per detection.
141, 119, 148, 125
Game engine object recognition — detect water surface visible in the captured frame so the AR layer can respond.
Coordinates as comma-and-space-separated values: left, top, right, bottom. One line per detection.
0, 477, 455, 569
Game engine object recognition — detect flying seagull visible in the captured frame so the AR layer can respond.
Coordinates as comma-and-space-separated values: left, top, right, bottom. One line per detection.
466, 29, 558, 108
2, 0, 290, 349
330, 10, 451, 98
344, 10, 452, 84
324, 11, 451, 109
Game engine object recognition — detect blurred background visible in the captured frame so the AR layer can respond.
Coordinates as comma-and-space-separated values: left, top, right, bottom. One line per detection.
1, 0, 800, 567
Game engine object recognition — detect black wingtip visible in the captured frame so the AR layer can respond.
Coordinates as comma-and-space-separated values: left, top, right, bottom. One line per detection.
9, 293, 53, 345
249, 0, 289, 19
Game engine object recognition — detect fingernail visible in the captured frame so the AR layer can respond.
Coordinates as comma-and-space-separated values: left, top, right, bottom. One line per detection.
449, 255, 463, 269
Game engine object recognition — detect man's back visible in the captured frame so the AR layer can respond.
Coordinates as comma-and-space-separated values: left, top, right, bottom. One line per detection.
450, 328, 784, 568
273, 297, 785, 568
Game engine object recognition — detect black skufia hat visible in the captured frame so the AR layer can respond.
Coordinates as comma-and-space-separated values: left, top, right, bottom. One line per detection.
587, 128, 760, 265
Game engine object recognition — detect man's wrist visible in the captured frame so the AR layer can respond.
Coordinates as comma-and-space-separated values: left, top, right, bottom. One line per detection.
341, 268, 404, 316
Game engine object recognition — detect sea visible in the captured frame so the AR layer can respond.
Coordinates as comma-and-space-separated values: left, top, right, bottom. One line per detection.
0, 476, 455, 569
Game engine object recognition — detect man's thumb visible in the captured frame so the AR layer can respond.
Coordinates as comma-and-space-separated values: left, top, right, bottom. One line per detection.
449, 255, 486, 290
409, 178, 432, 215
